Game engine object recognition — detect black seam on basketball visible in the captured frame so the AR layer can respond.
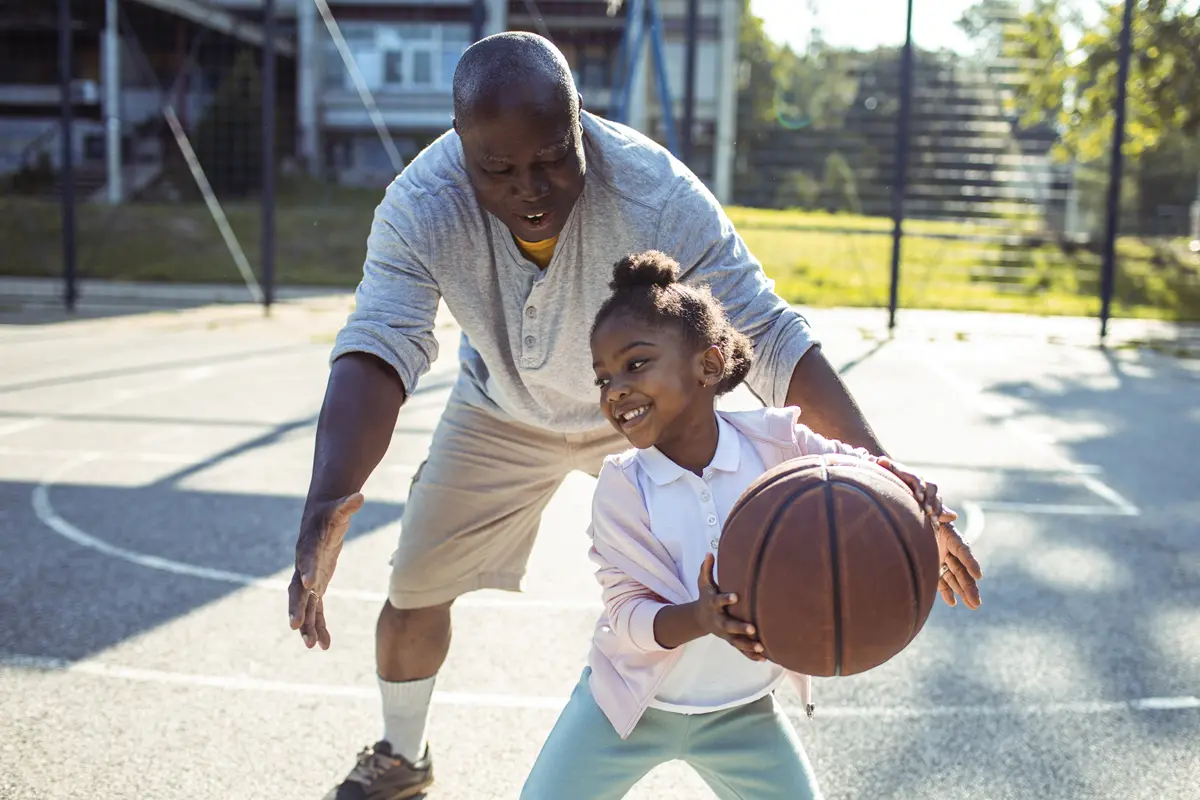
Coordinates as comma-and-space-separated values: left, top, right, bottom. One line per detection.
725, 465, 805, 521
823, 481, 843, 677
745, 483, 826, 667
832, 479, 923, 645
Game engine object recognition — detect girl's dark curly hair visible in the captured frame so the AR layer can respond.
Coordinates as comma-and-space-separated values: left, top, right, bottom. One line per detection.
591, 250, 753, 395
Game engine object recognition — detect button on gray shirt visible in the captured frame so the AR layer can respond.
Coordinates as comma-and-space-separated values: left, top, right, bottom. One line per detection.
330, 112, 817, 433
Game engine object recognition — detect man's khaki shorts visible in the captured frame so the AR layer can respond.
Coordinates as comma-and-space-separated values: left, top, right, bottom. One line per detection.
388, 395, 626, 609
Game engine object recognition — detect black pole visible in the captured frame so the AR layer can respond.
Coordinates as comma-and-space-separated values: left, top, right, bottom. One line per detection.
262, 0, 276, 314
471, 0, 486, 42
681, 0, 699, 164
1099, 0, 1135, 344
887, 0, 915, 332
58, 0, 77, 312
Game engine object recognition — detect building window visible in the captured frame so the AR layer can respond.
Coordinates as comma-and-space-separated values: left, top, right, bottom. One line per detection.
323, 22, 470, 92
384, 52, 404, 86
412, 49, 434, 86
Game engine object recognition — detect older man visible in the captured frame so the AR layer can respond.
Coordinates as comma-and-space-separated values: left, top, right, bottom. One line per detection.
289, 31, 981, 800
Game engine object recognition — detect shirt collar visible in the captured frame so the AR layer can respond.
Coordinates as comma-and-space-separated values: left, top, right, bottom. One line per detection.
637, 414, 742, 486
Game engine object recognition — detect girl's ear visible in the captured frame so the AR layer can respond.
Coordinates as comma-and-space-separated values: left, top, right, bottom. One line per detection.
696, 345, 725, 388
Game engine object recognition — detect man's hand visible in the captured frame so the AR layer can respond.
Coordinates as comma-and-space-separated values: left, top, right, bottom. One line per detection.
693, 553, 765, 661
874, 457, 983, 610
287, 492, 365, 649
935, 519, 983, 609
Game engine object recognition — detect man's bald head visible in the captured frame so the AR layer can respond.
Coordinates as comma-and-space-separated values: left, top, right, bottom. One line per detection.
452, 32, 580, 128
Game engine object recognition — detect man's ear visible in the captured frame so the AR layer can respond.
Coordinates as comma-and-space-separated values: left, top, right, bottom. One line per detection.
578, 92, 585, 113
452, 117, 460, 135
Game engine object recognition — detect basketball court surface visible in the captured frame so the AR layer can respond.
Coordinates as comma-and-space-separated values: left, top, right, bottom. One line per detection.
1, 292, 1197, 799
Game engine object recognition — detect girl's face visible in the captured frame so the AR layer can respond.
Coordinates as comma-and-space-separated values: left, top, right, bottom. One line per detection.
591, 312, 724, 452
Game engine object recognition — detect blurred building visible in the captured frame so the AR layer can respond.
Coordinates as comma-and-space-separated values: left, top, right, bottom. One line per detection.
0, 0, 297, 203
0, 0, 741, 203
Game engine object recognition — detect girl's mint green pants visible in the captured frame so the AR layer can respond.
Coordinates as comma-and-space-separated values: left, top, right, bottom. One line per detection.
521, 668, 824, 800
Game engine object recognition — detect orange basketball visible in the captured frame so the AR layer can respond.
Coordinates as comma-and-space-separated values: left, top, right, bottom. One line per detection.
718, 453, 940, 677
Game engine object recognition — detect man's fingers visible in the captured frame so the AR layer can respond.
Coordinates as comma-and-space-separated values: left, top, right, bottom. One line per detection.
941, 566, 966, 601
938, 576, 958, 607
946, 557, 982, 609
332, 492, 365, 523
921, 481, 937, 512
287, 570, 309, 630
314, 599, 331, 650
296, 535, 320, 590
946, 532, 984, 580
300, 592, 319, 648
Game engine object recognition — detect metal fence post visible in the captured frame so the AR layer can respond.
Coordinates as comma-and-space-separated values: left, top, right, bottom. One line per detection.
1099, 0, 1136, 344
472, 0, 486, 43
59, 0, 77, 312
887, 0, 915, 332
262, 0, 276, 315
681, 0, 698, 165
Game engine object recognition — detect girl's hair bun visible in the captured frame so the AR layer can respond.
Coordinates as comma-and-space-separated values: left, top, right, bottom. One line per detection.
610, 250, 679, 291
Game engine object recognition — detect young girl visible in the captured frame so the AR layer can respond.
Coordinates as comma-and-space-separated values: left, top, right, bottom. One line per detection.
521, 251, 954, 800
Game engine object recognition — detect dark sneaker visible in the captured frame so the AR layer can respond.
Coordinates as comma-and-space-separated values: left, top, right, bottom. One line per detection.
323, 740, 433, 800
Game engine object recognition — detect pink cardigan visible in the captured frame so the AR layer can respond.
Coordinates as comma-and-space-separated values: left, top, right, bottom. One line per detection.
584, 406, 873, 739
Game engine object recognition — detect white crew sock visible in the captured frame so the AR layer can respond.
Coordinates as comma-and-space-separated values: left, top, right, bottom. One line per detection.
378, 674, 436, 763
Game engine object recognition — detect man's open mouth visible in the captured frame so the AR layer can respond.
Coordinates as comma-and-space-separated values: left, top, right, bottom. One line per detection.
519, 209, 554, 229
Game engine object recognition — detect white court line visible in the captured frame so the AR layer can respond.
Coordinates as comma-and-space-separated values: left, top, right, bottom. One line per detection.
4, 654, 1197, 718
915, 355, 1141, 515
32, 453, 989, 612
0, 367, 212, 439
29, 453, 599, 611
0, 349, 313, 440
976, 501, 1138, 517
1075, 474, 1140, 515
1, 445, 420, 476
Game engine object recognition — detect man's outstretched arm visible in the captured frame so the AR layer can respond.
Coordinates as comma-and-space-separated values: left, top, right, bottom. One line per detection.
783, 346, 885, 456
306, 353, 407, 506
288, 353, 407, 649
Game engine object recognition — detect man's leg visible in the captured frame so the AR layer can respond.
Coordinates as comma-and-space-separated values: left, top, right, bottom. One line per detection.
327, 396, 573, 799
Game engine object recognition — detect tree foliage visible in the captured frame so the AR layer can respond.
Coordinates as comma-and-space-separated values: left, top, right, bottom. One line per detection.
996, 0, 1200, 162
193, 49, 265, 197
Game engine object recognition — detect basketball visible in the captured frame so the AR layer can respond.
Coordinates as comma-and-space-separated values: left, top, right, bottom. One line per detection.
718, 453, 940, 677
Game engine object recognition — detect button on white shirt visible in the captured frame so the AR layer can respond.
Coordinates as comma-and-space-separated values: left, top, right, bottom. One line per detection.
634, 414, 787, 714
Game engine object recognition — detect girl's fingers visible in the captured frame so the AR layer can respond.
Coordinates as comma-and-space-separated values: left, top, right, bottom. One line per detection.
721, 616, 756, 638
697, 553, 717, 591
723, 634, 765, 658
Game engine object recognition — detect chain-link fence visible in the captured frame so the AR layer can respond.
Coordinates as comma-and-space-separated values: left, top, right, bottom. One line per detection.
5, 0, 1198, 326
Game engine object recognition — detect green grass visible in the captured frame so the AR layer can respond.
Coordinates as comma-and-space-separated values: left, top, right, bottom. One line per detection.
4, 189, 1199, 321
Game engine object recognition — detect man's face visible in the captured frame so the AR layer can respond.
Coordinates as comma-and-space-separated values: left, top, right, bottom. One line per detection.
456, 90, 586, 243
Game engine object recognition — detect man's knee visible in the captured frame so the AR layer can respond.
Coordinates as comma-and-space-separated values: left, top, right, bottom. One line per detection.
379, 599, 453, 636
376, 600, 454, 681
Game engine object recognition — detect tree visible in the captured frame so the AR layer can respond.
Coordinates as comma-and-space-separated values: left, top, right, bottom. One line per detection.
193, 49, 265, 197
990, 0, 1200, 163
